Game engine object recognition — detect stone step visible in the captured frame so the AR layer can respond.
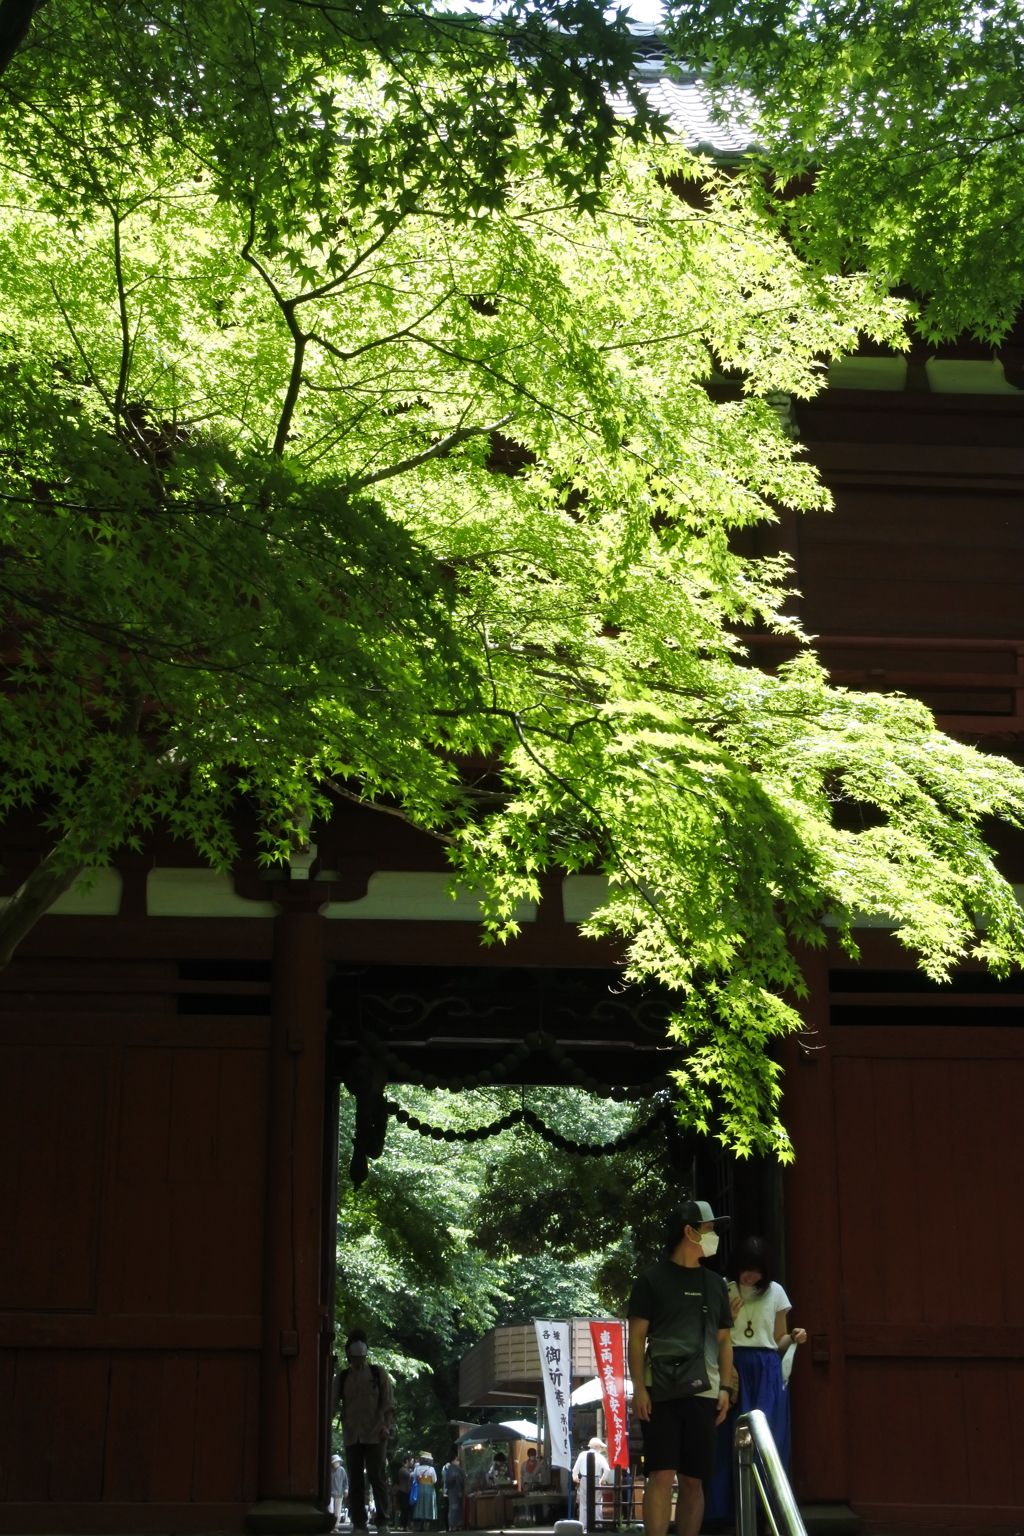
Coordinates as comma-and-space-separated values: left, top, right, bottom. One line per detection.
800, 1503, 863, 1536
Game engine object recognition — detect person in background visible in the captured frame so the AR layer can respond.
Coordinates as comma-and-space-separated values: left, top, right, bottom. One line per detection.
572, 1437, 609, 1531
442, 1452, 466, 1531
336, 1328, 395, 1536
412, 1452, 437, 1531
519, 1447, 540, 1526
705, 1236, 808, 1526
331, 1455, 350, 1530
486, 1451, 510, 1486
395, 1455, 414, 1530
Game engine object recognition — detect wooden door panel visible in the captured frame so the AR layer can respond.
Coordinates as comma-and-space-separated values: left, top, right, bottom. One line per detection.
3, 1352, 59, 1500
847, 1359, 970, 1505
116, 1049, 174, 1184
191, 1353, 260, 1502
834, 1043, 1024, 1521
0, 1351, 109, 1501
202, 1050, 267, 1316
103, 1353, 164, 1501
986, 1064, 1024, 1323
146, 1354, 201, 1502
834, 1055, 1024, 1328
0, 979, 272, 1529
0, 1352, 13, 1501
870, 1056, 921, 1324
907, 1059, 963, 1322
108, 1048, 266, 1318
832, 1056, 890, 1322
43, 1353, 110, 1501
167, 1051, 222, 1188
102, 1351, 257, 1503
0, 1048, 108, 1310
848, 1359, 1024, 1506
962, 1363, 1018, 1506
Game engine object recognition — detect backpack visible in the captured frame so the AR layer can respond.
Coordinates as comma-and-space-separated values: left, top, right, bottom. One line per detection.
333, 1362, 384, 1418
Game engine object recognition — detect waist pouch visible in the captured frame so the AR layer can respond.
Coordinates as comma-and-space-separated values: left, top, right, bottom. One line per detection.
648, 1351, 710, 1401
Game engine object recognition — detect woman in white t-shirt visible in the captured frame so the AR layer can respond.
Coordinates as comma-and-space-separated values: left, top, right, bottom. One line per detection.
705, 1237, 807, 1525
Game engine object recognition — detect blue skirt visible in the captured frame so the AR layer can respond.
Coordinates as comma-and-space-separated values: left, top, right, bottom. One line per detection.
705, 1348, 790, 1522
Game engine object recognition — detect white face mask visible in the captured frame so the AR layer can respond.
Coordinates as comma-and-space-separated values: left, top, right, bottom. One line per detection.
698, 1231, 719, 1257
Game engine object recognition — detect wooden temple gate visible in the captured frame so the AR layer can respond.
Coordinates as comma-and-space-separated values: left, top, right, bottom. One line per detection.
2, 373, 1024, 1532
0, 843, 680, 1534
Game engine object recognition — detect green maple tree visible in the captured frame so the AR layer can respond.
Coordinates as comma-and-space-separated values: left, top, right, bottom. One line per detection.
2, 1, 1024, 1156
664, 0, 1024, 339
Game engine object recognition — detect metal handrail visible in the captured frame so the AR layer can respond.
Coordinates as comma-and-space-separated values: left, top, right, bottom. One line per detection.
734, 1409, 808, 1536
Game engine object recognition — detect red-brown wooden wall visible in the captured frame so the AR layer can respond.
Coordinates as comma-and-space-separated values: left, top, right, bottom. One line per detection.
785, 938, 1024, 1532
0, 883, 617, 1533
779, 385, 1024, 1531
0, 1008, 268, 1530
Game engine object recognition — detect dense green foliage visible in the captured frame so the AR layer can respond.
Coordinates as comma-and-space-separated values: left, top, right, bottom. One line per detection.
5, 0, 1024, 1155
664, 0, 1024, 338
335, 1086, 671, 1458
0, 0, 661, 212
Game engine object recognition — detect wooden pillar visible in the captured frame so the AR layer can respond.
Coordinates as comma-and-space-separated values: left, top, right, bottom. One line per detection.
781, 943, 849, 1503
249, 883, 335, 1535
319, 1073, 342, 1506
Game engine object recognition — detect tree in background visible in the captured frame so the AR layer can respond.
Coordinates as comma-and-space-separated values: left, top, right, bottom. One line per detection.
335, 1086, 670, 1459
663, 0, 1024, 339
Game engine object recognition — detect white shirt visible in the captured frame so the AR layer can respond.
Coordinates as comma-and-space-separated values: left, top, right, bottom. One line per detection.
727, 1279, 791, 1349
572, 1450, 609, 1484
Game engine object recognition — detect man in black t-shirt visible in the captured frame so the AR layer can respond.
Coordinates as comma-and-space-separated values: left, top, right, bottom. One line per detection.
627, 1200, 733, 1536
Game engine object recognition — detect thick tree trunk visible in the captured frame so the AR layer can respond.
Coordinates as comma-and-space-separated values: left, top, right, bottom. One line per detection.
0, 843, 85, 971
0, 0, 43, 77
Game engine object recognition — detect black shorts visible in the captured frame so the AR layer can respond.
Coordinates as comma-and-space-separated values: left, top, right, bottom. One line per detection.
640, 1395, 718, 1481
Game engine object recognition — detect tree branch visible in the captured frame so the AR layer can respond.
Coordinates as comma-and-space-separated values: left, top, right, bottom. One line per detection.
48, 279, 116, 415
349, 411, 514, 490
0, 0, 42, 79
239, 209, 310, 457
0, 687, 142, 971
274, 331, 306, 456
323, 778, 456, 845
290, 220, 406, 308
305, 288, 456, 363
112, 211, 132, 417
0, 843, 88, 972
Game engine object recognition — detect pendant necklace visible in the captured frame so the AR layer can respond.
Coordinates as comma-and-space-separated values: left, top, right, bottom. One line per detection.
739, 1289, 755, 1338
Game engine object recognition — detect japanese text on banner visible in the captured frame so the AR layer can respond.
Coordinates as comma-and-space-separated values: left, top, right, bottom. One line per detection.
535, 1320, 572, 1469
589, 1320, 628, 1469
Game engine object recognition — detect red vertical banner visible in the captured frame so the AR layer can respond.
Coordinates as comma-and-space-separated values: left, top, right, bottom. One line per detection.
590, 1320, 629, 1469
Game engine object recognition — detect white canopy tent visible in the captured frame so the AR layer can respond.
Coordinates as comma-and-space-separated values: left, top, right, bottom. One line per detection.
570, 1375, 634, 1407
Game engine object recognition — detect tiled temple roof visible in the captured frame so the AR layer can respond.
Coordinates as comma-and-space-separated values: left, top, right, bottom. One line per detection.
614, 25, 756, 160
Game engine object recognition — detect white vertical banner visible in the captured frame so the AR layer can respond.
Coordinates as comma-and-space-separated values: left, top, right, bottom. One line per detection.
535, 1319, 572, 1469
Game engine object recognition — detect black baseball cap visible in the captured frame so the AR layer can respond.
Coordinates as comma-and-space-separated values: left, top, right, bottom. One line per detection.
677, 1198, 730, 1233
